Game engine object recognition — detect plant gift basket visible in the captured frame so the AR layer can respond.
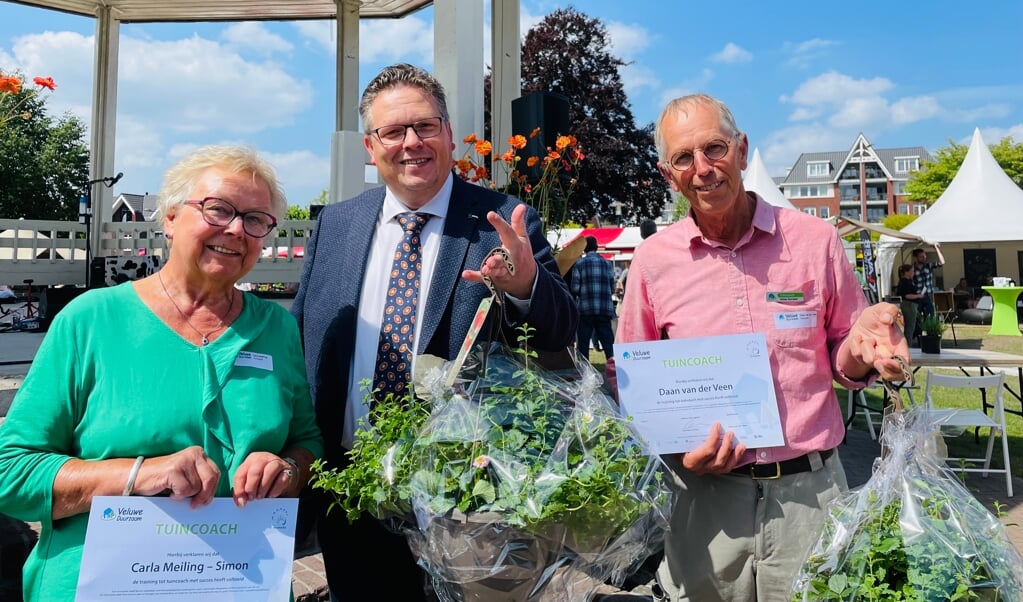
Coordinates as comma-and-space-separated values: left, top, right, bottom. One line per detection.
791, 405, 1023, 601
312, 328, 670, 601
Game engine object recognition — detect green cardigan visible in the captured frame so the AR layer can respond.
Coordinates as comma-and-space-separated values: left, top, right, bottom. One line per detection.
0, 283, 324, 601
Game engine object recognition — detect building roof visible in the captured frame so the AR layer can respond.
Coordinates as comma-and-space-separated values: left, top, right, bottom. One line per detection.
7, 0, 432, 22
781, 134, 932, 186
112, 193, 159, 220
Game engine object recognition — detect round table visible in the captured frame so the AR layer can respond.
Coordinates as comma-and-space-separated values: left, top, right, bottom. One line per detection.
981, 286, 1023, 336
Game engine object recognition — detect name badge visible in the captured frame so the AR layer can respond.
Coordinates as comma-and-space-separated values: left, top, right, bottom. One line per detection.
767, 291, 804, 302
235, 351, 274, 371
775, 311, 817, 329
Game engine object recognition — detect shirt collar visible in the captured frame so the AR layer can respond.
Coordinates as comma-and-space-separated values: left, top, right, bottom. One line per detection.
680, 191, 777, 250
382, 172, 453, 222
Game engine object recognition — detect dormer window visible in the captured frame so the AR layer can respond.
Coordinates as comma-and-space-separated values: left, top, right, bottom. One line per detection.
894, 157, 919, 173
807, 161, 830, 177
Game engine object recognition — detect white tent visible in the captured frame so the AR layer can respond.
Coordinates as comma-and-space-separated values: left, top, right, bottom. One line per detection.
744, 148, 796, 209
877, 128, 1023, 295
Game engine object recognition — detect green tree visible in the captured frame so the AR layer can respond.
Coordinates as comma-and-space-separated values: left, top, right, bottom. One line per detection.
517, 7, 668, 225
905, 136, 1023, 204
882, 214, 916, 231
286, 205, 310, 220
0, 74, 88, 221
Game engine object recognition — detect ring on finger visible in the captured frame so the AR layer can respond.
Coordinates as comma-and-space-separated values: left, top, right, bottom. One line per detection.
283, 469, 294, 479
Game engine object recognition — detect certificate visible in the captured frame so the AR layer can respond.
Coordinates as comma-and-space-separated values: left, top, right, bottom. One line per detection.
615, 332, 783, 455
76, 496, 298, 602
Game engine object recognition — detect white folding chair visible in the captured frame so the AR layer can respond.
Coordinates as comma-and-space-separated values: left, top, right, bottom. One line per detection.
919, 370, 1012, 497
846, 382, 918, 441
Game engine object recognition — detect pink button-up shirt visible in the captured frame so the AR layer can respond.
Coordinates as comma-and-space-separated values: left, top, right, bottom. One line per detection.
616, 194, 868, 465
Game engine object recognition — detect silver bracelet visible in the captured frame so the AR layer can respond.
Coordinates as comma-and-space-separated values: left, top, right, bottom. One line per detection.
122, 456, 145, 496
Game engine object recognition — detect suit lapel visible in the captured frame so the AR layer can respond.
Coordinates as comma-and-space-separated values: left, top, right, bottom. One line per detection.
419, 181, 482, 353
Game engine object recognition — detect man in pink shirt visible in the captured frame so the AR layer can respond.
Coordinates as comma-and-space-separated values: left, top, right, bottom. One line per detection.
615, 94, 909, 601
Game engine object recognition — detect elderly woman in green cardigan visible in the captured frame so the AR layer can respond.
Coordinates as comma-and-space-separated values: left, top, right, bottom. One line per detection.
0, 145, 323, 601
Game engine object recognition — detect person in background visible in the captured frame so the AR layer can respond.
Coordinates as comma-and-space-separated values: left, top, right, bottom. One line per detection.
954, 277, 976, 310
615, 93, 908, 601
911, 245, 945, 318
896, 264, 924, 346
570, 235, 617, 360
0, 145, 324, 602
292, 63, 577, 602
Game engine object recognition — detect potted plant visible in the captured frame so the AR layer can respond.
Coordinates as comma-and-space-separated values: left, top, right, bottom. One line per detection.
792, 408, 1023, 601
918, 314, 947, 354
311, 326, 669, 601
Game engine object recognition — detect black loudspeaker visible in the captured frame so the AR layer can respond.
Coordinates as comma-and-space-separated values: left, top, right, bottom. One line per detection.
309, 204, 325, 220
40, 286, 87, 331
511, 91, 570, 182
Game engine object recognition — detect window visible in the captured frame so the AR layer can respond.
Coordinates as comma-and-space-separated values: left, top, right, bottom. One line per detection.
914, 204, 927, 216
807, 161, 830, 177
819, 206, 830, 218
866, 207, 887, 222
786, 185, 831, 198
802, 207, 817, 216
899, 204, 911, 215
894, 157, 919, 173
893, 181, 907, 196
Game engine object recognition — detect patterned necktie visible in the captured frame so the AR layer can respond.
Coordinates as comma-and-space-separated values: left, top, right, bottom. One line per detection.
373, 212, 432, 403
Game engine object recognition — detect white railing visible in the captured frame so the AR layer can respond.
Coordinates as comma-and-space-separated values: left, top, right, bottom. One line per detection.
0, 218, 315, 287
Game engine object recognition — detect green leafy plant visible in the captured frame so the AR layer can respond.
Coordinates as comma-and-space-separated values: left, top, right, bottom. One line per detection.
919, 313, 948, 337
311, 325, 665, 549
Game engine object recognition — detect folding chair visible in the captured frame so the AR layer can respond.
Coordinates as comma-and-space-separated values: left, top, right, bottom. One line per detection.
919, 370, 1012, 497
846, 382, 919, 441
932, 291, 958, 345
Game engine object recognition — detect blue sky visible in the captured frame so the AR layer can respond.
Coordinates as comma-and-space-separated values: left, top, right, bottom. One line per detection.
2, 0, 1021, 208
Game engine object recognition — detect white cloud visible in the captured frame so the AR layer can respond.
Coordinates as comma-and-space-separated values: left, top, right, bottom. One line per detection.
264, 149, 331, 204
781, 71, 893, 106
222, 22, 293, 55
890, 96, 942, 125
759, 125, 850, 176
829, 96, 889, 129
605, 20, 652, 61
116, 35, 313, 134
946, 103, 1013, 123
360, 16, 434, 64
782, 38, 838, 69
710, 42, 752, 64
980, 124, 1023, 144
291, 17, 433, 65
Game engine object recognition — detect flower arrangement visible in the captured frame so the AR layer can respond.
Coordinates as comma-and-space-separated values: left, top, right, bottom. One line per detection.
311, 325, 669, 600
792, 408, 1023, 601
0, 70, 57, 129
454, 129, 584, 240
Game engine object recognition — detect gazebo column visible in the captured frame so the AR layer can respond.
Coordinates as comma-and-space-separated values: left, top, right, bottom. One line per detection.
88, 7, 119, 257
433, 0, 483, 148
329, 0, 364, 204
490, 0, 520, 188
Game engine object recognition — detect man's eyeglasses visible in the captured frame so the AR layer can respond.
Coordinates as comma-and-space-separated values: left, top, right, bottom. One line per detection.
184, 197, 278, 238
369, 116, 445, 146
667, 137, 734, 172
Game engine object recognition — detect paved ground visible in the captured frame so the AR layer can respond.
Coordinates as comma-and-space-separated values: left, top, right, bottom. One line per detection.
2, 328, 1022, 599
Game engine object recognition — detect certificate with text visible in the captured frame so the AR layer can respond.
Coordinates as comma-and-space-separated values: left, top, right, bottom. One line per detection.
76, 496, 298, 601
615, 333, 783, 455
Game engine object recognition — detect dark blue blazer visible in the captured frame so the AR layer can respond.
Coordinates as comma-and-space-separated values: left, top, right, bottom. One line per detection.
293, 176, 577, 462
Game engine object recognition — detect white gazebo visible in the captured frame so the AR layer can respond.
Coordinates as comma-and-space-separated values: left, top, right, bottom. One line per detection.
5, 0, 524, 258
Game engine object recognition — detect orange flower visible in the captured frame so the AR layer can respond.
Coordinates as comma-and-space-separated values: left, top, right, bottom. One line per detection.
555, 135, 572, 151
529, 127, 541, 139
32, 76, 56, 91
500, 149, 517, 164
474, 140, 492, 156
509, 134, 527, 150
463, 133, 477, 144
526, 156, 540, 168
0, 76, 21, 94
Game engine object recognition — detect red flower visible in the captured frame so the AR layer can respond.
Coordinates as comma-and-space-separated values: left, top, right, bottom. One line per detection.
33, 76, 57, 91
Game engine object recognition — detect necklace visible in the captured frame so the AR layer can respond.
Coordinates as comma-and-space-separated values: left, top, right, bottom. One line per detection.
157, 270, 236, 346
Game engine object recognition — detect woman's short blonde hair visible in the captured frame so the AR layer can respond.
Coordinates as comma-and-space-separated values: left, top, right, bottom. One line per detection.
156, 145, 287, 220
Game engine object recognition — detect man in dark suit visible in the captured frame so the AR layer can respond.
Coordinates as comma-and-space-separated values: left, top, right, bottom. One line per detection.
292, 63, 578, 601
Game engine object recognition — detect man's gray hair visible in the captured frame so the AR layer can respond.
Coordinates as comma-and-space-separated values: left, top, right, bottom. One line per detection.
359, 63, 450, 132
654, 94, 741, 163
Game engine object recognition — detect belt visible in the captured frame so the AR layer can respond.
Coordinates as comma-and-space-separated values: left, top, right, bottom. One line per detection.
731, 449, 834, 480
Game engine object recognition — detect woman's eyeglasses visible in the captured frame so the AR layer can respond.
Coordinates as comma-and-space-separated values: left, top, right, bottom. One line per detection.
184, 197, 278, 238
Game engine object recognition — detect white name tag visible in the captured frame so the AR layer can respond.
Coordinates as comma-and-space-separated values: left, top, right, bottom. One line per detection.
234, 351, 274, 371
774, 311, 817, 329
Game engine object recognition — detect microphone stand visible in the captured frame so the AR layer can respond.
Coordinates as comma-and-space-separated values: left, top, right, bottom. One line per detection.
81, 173, 123, 288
